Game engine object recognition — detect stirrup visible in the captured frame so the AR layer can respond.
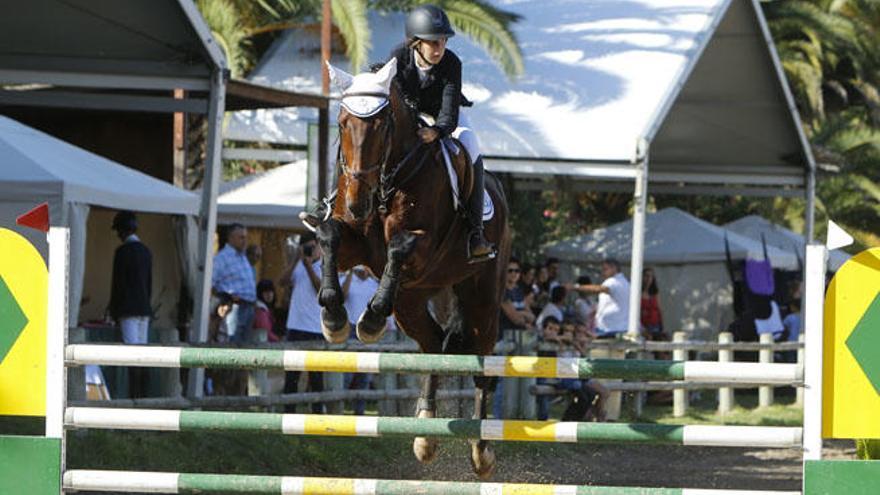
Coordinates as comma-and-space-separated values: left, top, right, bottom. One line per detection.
467, 232, 497, 264
299, 192, 336, 232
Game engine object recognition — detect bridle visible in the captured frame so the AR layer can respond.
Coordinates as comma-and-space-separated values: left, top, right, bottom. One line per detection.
337, 90, 432, 215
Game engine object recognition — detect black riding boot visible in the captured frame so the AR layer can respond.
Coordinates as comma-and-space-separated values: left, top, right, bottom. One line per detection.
467, 157, 496, 263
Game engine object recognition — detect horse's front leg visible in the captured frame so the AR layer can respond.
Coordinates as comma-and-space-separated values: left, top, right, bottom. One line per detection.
470, 376, 497, 480
316, 218, 350, 343
356, 230, 418, 343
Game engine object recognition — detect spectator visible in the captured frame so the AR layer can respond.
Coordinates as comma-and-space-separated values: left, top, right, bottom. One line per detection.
780, 298, 802, 363
640, 268, 665, 341
495, 257, 535, 418
570, 258, 631, 339
568, 258, 631, 420
212, 223, 256, 343
545, 257, 561, 291
571, 275, 596, 332
254, 279, 280, 343
108, 211, 152, 399
281, 231, 325, 413
519, 263, 536, 294
499, 257, 536, 332
341, 266, 380, 415
246, 244, 263, 279
206, 293, 246, 395
536, 285, 566, 330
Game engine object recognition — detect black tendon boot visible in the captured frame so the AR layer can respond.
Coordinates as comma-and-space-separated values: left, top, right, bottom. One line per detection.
467, 157, 496, 263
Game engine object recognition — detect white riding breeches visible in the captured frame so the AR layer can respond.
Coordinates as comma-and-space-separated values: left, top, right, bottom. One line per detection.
451, 111, 481, 163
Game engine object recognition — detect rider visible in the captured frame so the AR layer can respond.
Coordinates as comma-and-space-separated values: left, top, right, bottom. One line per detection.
391, 4, 495, 262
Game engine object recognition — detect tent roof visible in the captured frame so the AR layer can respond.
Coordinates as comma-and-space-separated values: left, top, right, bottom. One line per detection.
0, 0, 223, 91
217, 160, 308, 229
0, 116, 199, 224
225, 0, 812, 193
724, 215, 851, 271
544, 207, 799, 269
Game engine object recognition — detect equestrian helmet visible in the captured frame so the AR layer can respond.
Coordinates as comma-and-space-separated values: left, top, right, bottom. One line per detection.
406, 4, 455, 41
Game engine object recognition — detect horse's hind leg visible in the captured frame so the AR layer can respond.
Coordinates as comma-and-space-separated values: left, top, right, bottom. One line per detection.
356, 230, 418, 343
316, 218, 350, 343
471, 376, 497, 480
393, 289, 444, 464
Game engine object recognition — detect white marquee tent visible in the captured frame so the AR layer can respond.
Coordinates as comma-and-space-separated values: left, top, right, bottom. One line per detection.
225, 0, 816, 336
724, 215, 851, 272
217, 159, 308, 228
543, 207, 799, 339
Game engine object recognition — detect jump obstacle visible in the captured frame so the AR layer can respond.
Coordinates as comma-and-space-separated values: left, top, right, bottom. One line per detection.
60, 344, 804, 494
5, 225, 872, 494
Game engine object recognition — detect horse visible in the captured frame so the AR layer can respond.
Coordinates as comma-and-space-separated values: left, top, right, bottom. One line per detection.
310, 58, 511, 479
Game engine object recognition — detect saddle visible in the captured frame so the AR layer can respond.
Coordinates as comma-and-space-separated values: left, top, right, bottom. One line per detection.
419, 114, 474, 210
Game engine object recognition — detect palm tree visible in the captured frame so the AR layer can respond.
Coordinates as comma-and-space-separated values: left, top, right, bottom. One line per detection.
239, 0, 524, 77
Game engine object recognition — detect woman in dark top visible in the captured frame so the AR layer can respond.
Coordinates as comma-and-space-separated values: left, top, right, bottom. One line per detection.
388, 4, 495, 262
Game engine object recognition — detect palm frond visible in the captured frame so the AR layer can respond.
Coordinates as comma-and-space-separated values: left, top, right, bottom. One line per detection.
435, 0, 524, 78
331, 0, 371, 71
196, 0, 252, 77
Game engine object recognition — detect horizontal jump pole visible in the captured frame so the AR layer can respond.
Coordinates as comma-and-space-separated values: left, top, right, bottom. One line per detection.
63, 470, 800, 495
70, 388, 475, 410
65, 345, 801, 382
65, 407, 802, 448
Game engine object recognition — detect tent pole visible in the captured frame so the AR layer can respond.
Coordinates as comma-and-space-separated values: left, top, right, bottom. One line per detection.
627, 141, 649, 340
187, 68, 226, 398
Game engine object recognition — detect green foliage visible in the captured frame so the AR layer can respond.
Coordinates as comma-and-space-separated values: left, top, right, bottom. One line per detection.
331, 0, 372, 71
196, 0, 253, 77
856, 439, 880, 459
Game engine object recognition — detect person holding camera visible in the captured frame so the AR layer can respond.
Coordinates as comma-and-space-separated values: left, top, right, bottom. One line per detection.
280, 231, 326, 413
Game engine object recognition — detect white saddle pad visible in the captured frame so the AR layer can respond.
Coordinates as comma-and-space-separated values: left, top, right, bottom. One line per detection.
440, 139, 494, 221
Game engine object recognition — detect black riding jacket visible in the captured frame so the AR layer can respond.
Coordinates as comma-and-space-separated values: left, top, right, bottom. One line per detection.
389, 43, 468, 137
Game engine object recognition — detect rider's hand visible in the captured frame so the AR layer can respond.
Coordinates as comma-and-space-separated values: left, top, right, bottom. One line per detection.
418, 127, 439, 143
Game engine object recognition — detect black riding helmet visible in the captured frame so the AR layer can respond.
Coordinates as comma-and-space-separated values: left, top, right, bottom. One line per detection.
405, 4, 455, 41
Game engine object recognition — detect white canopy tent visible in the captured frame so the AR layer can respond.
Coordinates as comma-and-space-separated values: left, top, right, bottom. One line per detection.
0, 115, 200, 329
724, 215, 851, 272
225, 0, 816, 337
543, 207, 799, 339
217, 159, 308, 229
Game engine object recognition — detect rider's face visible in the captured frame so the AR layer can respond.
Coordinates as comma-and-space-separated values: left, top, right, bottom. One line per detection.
417, 38, 447, 65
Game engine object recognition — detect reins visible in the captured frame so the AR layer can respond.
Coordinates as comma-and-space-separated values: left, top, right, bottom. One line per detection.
337, 89, 433, 215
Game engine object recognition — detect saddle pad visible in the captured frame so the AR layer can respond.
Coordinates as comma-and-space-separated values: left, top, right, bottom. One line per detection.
440, 139, 494, 221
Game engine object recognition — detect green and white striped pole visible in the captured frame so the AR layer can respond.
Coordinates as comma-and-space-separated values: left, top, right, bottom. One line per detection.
65, 345, 801, 382
65, 408, 802, 448
63, 470, 801, 495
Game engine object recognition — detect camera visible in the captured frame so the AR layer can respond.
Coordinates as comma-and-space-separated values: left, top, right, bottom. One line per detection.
302, 244, 314, 257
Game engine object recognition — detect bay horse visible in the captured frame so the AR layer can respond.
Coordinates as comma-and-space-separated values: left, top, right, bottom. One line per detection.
311, 58, 510, 479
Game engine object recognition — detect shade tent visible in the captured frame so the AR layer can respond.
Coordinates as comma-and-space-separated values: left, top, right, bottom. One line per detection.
543, 208, 798, 339
724, 215, 850, 272
0, 116, 199, 224
226, 0, 813, 193
217, 160, 308, 228
544, 208, 799, 269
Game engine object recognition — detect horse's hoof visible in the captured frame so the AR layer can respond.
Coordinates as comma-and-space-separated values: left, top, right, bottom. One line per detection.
321, 319, 351, 344
356, 311, 386, 344
470, 443, 496, 480
413, 436, 439, 464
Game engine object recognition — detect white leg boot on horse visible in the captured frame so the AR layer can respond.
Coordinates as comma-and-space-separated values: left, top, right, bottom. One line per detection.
467, 157, 496, 264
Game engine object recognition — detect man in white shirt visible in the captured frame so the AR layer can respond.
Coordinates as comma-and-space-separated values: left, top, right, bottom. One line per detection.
571, 259, 631, 339
281, 232, 325, 413
341, 266, 381, 415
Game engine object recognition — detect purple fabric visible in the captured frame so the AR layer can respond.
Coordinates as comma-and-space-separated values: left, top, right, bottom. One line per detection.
744, 258, 775, 296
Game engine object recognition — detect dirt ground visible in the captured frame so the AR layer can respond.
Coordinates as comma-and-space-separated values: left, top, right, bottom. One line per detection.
317, 439, 854, 491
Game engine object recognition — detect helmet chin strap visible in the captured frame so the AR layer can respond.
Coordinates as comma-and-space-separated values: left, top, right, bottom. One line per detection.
411, 39, 437, 68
